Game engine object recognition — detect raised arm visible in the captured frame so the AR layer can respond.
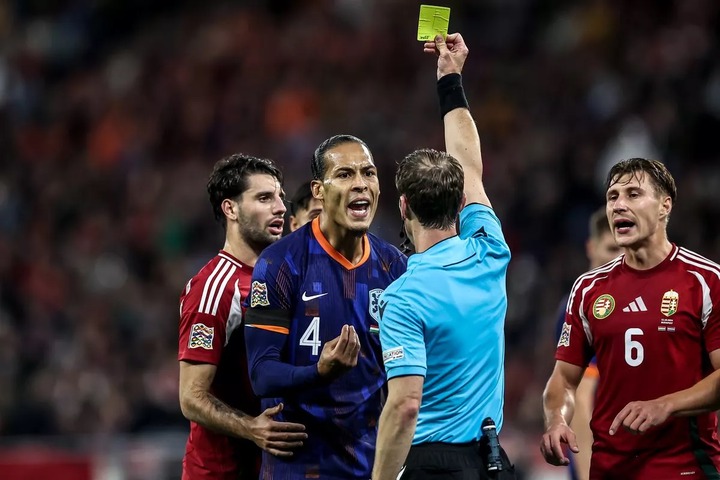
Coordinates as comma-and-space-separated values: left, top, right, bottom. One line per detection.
425, 33, 490, 207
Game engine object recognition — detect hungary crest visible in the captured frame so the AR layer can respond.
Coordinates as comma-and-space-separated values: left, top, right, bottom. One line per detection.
593, 294, 615, 319
661, 290, 679, 316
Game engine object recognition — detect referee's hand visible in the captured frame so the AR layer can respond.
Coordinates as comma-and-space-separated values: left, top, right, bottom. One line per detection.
540, 422, 578, 466
317, 325, 361, 378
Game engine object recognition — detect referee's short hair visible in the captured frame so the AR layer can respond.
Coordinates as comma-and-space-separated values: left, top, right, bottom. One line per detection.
396, 148, 464, 230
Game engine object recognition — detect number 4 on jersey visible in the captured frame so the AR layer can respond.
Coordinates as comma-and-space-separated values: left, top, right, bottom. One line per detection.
300, 316, 322, 355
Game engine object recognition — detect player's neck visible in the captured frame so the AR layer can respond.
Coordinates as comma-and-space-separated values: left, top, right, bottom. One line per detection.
318, 218, 366, 265
623, 235, 672, 270
412, 225, 456, 254
222, 234, 261, 268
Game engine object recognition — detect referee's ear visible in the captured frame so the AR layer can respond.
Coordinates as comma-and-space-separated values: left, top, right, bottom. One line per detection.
399, 195, 409, 221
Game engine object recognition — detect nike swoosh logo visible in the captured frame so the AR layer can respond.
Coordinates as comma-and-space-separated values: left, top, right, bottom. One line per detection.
302, 292, 329, 301
397, 465, 406, 480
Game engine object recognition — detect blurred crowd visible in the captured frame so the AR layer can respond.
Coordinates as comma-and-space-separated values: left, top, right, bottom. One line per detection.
1, 0, 720, 472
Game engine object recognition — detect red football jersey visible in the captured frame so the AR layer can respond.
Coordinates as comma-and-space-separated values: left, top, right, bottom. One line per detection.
178, 251, 260, 480
556, 244, 720, 479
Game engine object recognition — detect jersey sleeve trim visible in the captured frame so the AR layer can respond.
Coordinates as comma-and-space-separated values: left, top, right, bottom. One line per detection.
245, 308, 291, 330
311, 217, 370, 270
246, 324, 290, 335
387, 365, 426, 379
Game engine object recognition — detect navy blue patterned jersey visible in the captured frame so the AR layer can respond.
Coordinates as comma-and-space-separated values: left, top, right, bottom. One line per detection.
244, 217, 407, 479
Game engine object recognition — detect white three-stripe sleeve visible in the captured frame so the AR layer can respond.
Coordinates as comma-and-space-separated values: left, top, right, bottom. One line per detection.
688, 271, 712, 329
199, 259, 228, 314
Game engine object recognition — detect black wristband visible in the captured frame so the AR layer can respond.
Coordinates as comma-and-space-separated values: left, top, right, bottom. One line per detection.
437, 73, 469, 118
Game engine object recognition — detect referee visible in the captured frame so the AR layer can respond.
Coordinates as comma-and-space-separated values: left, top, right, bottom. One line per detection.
372, 33, 515, 480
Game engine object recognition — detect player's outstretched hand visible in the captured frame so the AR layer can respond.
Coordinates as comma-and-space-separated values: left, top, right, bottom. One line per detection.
317, 324, 361, 378
609, 399, 672, 436
423, 32, 469, 80
248, 403, 307, 457
540, 423, 579, 466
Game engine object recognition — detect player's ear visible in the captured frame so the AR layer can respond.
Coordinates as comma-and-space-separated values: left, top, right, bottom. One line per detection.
399, 195, 407, 221
311, 180, 323, 201
221, 198, 238, 222
661, 195, 672, 222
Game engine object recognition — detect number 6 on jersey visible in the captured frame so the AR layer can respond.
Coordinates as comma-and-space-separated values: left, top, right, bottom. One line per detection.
624, 327, 644, 367
300, 316, 322, 355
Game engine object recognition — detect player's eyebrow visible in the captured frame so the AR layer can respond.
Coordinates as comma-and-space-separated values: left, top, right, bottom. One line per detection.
254, 189, 282, 199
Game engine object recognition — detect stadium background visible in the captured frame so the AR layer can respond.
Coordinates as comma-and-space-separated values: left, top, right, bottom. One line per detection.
1, 0, 719, 478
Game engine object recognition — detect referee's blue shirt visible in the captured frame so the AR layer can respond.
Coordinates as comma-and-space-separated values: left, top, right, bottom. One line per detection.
379, 203, 511, 444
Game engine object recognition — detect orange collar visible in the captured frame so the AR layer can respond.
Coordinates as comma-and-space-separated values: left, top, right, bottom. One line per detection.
311, 217, 370, 270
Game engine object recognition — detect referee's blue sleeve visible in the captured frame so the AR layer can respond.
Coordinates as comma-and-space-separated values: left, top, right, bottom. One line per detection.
378, 292, 426, 378
459, 203, 507, 245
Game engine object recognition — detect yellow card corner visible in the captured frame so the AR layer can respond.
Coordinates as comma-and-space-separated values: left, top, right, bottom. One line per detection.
417, 5, 451, 42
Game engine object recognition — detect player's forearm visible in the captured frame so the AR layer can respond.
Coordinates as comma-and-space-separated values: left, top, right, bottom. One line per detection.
664, 371, 720, 417
245, 327, 323, 396
372, 396, 419, 480
542, 375, 576, 429
249, 358, 322, 397
180, 389, 252, 440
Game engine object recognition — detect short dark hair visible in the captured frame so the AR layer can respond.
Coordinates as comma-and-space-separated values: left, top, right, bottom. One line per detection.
395, 148, 464, 229
290, 181, 314, 216
588, 206, 611, 240
207, 153, 283, 228
606, 158, 677, 204
312, 134, 370, 180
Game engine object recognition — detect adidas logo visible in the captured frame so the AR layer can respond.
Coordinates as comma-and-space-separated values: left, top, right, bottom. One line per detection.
623, 296, 647, 312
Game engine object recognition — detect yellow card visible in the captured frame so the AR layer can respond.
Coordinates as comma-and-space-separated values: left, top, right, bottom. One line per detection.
417, 5, 450, 42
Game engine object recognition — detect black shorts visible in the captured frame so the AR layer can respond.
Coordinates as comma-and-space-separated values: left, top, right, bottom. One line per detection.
400, 442, 516, 480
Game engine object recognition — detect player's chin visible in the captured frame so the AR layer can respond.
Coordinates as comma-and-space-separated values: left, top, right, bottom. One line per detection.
614, 235, 637, 248
345, 218, 373, 234
260, 230, 283, 244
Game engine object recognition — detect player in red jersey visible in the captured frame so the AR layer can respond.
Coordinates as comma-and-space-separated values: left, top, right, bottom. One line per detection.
178, 154, 307, 479
541, 158, 720, 479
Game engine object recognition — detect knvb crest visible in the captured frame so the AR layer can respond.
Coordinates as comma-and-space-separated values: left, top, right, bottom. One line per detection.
369, 288, 384, 323
661, 289, 679, 316
593, 294, 615, 319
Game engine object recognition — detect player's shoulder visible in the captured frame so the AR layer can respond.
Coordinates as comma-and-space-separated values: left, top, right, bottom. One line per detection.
367, 232, 403, 257
674, 246, 720, 280
181, 251, 246, 307
187, 251, 246, 286
567, 256, 624, 303
260, 225, 311, 261
367, 232, 407, 268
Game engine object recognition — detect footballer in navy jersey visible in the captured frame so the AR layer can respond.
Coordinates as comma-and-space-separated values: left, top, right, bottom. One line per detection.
245, 217, 406, 479
244, 134, 407, 480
